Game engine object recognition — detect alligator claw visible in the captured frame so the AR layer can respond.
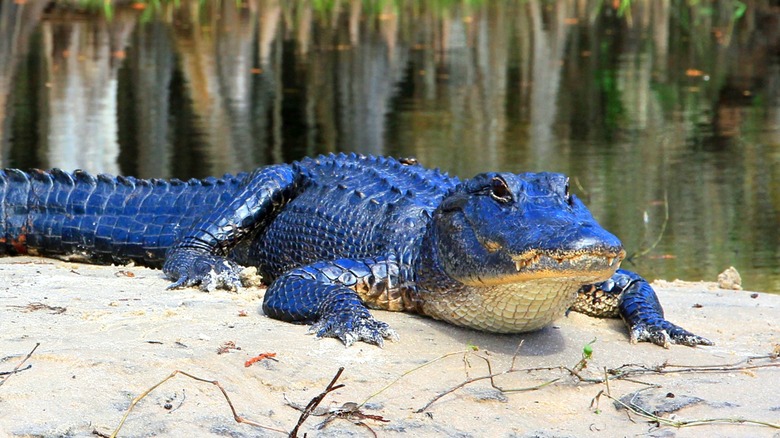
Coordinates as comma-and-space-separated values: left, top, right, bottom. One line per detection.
673, 333, 713, 347
163, 249, 242, 292
166, 277, 194, 290
308, 313, 398, 347
630, 322, 713, 348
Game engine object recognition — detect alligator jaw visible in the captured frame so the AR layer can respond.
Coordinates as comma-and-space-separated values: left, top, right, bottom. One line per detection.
509, 248, 625, 282
512, 252, 620, 273
422, 249, 626, 333
462, 248, 626, 287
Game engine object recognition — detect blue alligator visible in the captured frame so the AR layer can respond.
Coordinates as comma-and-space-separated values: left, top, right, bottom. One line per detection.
1, 154, 711, 347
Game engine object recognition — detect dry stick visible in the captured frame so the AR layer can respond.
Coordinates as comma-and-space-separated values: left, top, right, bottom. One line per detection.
0, 365, 31, 377
415, 370, 561, 413
598, 390, 780, 429
358, 349, 471, 408
362, 343, 524, 410
474, 342, 560, 392
289, 367, 346, 438
453, 353, 780, 431
0, 342, 39, 388
109, 370, 286, 438
416, 360, 595, 412
358, 422, 379, 438
592, 360, 780, 430
415, 347, 780, 421
608, 355, 780, 379
416, 343, 570, 413
572, 355, 779, 386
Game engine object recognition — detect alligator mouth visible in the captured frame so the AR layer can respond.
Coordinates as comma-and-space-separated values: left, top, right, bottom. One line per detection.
464, 248, 626, 287
512, 248, 624, 281
512, 249, 623, 272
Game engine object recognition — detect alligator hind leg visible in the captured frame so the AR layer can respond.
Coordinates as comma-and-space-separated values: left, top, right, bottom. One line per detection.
262, 256, 401, 347
164, 164, 305, 291
571, 269, 713, 348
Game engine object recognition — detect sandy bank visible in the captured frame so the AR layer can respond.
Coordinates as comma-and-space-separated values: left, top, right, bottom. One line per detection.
1, 256, 778, 437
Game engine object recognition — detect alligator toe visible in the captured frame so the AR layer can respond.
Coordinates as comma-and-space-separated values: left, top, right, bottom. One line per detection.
630, 320, 713, 348
163, 249, 243, 292
309, 312, 397, 347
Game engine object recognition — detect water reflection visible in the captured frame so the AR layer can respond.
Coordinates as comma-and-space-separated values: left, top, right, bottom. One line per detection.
0, 0, 778, 292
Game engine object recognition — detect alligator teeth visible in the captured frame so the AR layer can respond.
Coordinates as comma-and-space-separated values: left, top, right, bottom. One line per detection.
514, 260, 523, 271
608, 257, 615, 266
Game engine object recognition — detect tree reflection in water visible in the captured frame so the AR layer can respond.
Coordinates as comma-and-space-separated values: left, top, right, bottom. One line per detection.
0, 0, 778, 291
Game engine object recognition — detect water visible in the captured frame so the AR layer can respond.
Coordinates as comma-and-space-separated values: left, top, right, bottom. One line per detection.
1, 1, 778, 292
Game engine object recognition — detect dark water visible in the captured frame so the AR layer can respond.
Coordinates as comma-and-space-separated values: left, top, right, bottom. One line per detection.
1, 1, 779, 292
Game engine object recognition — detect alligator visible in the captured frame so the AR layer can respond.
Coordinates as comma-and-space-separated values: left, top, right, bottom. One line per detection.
1, 154, 711, 348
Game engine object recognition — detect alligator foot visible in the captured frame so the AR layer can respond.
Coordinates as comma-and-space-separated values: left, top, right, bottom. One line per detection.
261, 258, 401, 347
615, 269, 713, 348
628, 318, 713, 348
309, 311, 399, 347
163, 249, 242, 292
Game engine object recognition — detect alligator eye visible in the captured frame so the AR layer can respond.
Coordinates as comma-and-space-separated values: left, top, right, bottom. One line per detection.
490, 177, 512, 203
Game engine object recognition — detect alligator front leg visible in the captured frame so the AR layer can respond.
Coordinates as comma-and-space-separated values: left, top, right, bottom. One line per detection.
164, 165, 304, 291
262, 256, 401, 347
572, 269, 713, 348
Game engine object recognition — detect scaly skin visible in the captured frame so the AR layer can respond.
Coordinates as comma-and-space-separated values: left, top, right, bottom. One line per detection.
1, 154, 712, 348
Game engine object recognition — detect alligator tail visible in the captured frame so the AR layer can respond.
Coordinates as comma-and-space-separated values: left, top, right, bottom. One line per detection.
0, 169, 247, 267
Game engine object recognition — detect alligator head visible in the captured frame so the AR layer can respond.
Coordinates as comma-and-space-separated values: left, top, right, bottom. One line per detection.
418, 172, 625, 333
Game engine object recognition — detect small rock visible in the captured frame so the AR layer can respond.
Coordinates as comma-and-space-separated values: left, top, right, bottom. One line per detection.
616, 389, 704, 415
717, 266, 742, 290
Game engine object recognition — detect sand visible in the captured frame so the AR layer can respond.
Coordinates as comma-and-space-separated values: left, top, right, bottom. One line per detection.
1, 256, 778, 437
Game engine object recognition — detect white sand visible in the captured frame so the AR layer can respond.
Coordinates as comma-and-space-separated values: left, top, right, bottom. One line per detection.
1, 256, 778, 437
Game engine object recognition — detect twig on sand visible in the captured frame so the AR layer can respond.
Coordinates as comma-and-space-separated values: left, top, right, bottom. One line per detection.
0, 343, 39, 387
285, 395, 389, 438
289, 366, 346, 437
90, 346, 780, 436
410, 343, 779, 432
606, 354, 780, 379
416, 341, 600, 413
108, 370, 286, 438
359, 348, 475, 408
593, 387, 780, 429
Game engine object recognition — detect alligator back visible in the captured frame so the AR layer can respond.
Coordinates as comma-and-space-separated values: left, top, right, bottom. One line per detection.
247, 155, 460, 280
0, 169, 248, 267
